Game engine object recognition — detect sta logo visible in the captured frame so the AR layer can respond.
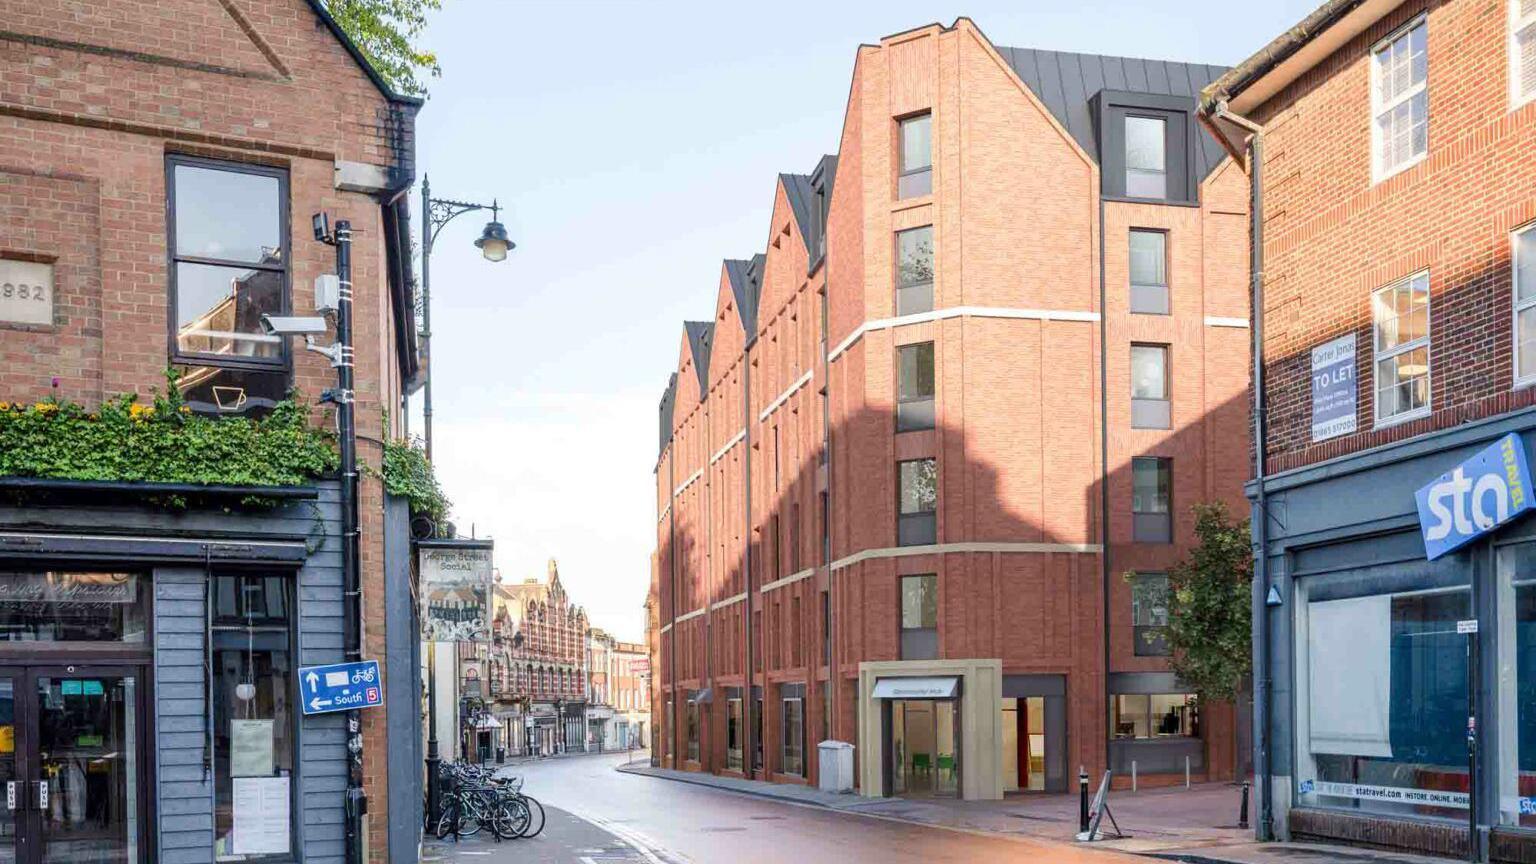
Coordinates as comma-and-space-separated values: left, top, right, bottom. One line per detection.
1421, 466, 1513, 541
1416, 433, 1532, 560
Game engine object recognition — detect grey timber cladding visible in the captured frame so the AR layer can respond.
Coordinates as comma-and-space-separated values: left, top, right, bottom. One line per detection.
155, 568, 214, 864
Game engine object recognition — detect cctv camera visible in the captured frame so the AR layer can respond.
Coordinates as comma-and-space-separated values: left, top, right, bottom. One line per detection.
260, 314, 330, 337
313, 212, 331, 243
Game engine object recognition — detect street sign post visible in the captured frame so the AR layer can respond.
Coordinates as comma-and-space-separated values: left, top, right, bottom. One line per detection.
299, 660, 383, 716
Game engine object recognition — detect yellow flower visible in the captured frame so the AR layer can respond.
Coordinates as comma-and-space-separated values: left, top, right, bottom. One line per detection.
0, 402, 9, 411
179, 405, 191, 414
33, 403, 57, 415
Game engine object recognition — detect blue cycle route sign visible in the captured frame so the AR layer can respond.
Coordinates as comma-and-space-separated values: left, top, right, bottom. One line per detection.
298, 660, 383, 716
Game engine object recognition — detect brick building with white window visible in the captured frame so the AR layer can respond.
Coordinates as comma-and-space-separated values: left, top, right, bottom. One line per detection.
651, 18, 1251, 801
1198, 0, 1536, 858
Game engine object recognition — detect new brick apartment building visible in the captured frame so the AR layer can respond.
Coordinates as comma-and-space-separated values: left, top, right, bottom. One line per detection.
651, 18, 1251, 801
1198, 0, 1536, 858
0, 2, 424, 861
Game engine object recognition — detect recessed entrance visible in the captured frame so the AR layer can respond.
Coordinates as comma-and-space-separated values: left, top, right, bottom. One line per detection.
888, 699, 959, 798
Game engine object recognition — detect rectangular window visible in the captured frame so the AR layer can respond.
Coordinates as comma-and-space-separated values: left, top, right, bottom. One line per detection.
897, 459, 938, 546
896, 226, 934, 316
213, 574, 294, 862
1516, 0, 1536, 106
664, 699, 673, 757
0, 571, 146, 643
821, 591, 831, 665
1129, 230, 1169, 315
1131, 573, 1171, 657
1111, 693, 1198, 739
822, 680, 832, 743
1496, 542, 1536, 827
1125, 116, 1167, 199
1516, 225, 1536, 384
900, 574, 939, 661
1372, 19, 1428, 180
781, 684, 806, 776
1131, 344, 1171, 429
897, 341, 936, 431
726, 690, 744, 771
1132, 457, 1172, 543
686, 694, 700, 762
1372, 272, 1430, 423
898, 113, 932, 199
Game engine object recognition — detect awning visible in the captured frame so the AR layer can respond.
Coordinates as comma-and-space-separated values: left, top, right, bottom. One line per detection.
871, 676, 960, 700
473, 716, 501, 730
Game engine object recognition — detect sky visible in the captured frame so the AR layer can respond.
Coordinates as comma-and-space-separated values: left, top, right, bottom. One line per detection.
408, 0, 1316, 643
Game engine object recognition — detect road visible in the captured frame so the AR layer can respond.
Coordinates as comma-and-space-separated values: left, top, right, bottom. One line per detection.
423, 751, 1151, 863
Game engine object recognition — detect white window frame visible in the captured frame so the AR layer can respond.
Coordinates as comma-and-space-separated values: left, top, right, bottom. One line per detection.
1370, 16, 1429, 183
1514, 222, 1536, 387
1514, 0, 1536, 109
1372, 270, 1432, 427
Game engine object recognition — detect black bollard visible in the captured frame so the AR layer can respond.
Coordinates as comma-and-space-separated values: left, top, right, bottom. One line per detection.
1079, 767, 1090, 833
1239, 781, 1251, 830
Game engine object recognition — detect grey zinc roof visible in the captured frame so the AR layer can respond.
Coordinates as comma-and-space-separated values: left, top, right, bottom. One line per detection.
724, 258, 759, 339
780, 173, 817, 254
659, 374, 677, 456
684, 321, 715, 397
996, 46, 1230, 180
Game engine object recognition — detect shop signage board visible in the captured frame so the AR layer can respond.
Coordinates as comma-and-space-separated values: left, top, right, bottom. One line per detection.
419, 542, 494, 642
1310, 334, 1357, 442
1416, 432, 1534, 560
1300, 779, 1468, 810
298, 659, 382, 716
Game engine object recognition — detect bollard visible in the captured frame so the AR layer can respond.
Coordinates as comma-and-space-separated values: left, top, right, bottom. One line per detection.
1185, 755, 1191, 789
1239, 781, 1251, 829
1079, 767, 1090, 833
1131, 760, 1137, 793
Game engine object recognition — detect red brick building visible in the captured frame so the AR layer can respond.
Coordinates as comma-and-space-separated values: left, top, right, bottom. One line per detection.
1199, 0, 1536, 858
0, 2, 423, 861
653, 18, 1251, 800
486, 560, 591, 755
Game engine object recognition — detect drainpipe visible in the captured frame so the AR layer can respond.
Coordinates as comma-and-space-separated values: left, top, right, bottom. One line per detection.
743, 342, 756, 780
1213, 101, 1271, 841
1098, 195, 1111, 781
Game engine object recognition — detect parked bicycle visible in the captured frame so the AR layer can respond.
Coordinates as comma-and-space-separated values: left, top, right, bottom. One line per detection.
430, 761, 546, 841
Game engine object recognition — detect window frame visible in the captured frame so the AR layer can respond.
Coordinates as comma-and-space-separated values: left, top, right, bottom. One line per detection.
896, 458, 938, 547
895, 225, 935, 316
165, 154, 292, 373
1511, 0, 1536, 109
899, 573, 939, 661
1371, 270, 1432, 427
897, 112, 933, 200
1130, 343, 1172, 429
1128, 228, 1170, 315
1131, 456, 1173, 544
1124, 114, 1169, 200
780, 683, 806, 776
896, 340, 936, 432
1130, 572, 1171, 657
1370, 15, 1429, 183
1515, 222, 1536, 388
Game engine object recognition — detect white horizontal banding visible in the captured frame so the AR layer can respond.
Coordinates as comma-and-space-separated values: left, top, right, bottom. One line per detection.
758, 370, 815, 422
830, 541, 1102, 571
710, 429, 746, 465
759, 568, 816, 594
674, 606, 707, 623
660, 623, 672, 634
672, 468, 703, 498
1204, 316, 1250, 328
657, 503, 671, 523
710, 592, 748, 611
828, 306, 1101, 361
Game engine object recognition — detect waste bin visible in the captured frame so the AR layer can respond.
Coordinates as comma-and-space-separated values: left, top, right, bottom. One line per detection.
496, 747, 505, 764
817, 740, 855, 793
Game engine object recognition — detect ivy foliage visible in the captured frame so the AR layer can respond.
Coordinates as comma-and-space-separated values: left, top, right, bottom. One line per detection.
380, 437, 449, 522
323, 0, 442, 96
0, 371, 338, 489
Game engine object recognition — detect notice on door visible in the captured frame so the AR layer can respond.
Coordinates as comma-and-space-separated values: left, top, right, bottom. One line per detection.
232, 776, 290, 855
230, 719, 274, 777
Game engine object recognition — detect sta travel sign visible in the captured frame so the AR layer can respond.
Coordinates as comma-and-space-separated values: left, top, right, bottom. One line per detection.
1416, 433, 1534, 560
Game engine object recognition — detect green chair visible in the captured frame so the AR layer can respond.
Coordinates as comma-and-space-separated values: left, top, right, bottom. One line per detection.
936, 754, 955, 784
911, 753, 931, 776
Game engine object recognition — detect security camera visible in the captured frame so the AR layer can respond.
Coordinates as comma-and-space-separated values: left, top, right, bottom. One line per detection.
313, 212, 331, 243
260, 314, 330, 337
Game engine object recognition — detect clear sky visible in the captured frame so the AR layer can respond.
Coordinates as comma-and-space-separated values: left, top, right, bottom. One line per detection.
409, 0, 1315, 642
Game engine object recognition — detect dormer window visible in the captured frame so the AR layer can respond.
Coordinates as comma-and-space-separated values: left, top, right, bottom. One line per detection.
1125, 116, 1168, 199
1094, 92, 1192, 204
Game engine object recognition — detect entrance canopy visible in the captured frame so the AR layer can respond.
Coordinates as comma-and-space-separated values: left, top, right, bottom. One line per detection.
473, 715, 501, 730
871, 676, 959, 699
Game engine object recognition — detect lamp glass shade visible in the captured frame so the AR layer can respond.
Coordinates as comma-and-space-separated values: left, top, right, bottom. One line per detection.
475, 220, 513, 262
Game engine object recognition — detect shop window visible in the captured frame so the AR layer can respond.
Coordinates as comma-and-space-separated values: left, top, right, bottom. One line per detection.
897, 459, 938, 546
1373, 272, 1431, 423
1514, 224, 1536, 384
212, 574, 294, 861
900, 574, 938, 660
1111, 693, 1198, 739
1497, 542, 1536, 827
1132, 573, 1171, 657
897, 341, 936, 431
781, 684, 806, 776
726, 689, 744, 771
1132, 457, 1172, 543
686, 694, 700, 762
0, 570, 146, 643
1372, 18, 1428, 181
896, 227, 934, 316
1131, 344, 1171, 429
1129, 229, 1169, 315
898, 113, 932, 199
1297, 580, 1470, 821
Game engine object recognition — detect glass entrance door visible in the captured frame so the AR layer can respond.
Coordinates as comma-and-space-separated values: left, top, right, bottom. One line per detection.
0, 671, 24, 864
890, 700, 958, 798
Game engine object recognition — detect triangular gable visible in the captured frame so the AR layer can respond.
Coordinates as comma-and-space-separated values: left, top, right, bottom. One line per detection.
684, 321, 715, 397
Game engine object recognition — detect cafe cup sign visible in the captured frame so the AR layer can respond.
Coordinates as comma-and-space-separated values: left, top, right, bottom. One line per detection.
419, 545, 494, 643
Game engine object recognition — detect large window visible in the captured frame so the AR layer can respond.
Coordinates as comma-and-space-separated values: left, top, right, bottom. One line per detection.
1517, 0, 1536, 107
212, 574, 294, 862
1497, 541, 1536, 827
1129, 230, 1169, 315
896, 227, 934, 316
900, 574, 938, 661
1516, 224, 1536, 385
897, 341, 936, 431
1131, 344, 1171, 429
1132, 457, 1172, 543
1125, 116, 1167, 199
686, 694, 700, 762
1132, 573, 1170, 657
897, 458, 938, 546
0, 571, 146, 643
1372, 19, 1428, 180
1112, 693, 1198, 739
167, 156, 290, 416
781, 684, 806, 776
726, 689, 744, 771
1373, 272, 1431, 424
898, 113, 933, 199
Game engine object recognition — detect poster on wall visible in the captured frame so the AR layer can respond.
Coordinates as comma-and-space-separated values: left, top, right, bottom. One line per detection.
231, 776, 290, 855
1311, 333, 1357, 442
419, 543, 494, 643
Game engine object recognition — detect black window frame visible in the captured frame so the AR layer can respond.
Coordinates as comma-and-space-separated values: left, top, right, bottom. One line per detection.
1093, 91, 1196, 205
1130, 342, 1172, 429
165, 153, 293, 373
1130, 572, 1171, 657
897, 458, 938, 547
895, 225, 935, 316
780, 682, 806, 776
896, 340, 936, 432
897, 112, 933, 199
899, 573, 939, 661
1131, 456, 1173, 544
1128, 228, 1170, 315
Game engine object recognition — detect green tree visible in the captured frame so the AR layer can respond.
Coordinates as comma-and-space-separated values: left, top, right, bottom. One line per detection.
324, 0, 442, 96
1153, 502, 1253, 703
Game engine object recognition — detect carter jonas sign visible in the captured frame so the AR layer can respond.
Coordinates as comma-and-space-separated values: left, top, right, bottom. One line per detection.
1416, 433, 1534, 560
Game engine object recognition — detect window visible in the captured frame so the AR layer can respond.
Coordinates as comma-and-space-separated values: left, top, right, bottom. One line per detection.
781, 684, 806, 776
1516, 0, 1536, 107
898, 113, 932, 198
686, 694, 700, 762
1125, 116, 1167, 199
0, 571, 146, 643
822, 680, 833, 743
1516, 225, 1536, 384
900, 574, 938, 660
726, 689, 744, 771
1129, 230, 1169, 315
1132, 457, 1172, 543
1372, 272, 1430, 423
1496, 542, 1536, 827
1131, 573, 1170, 657
1131, 344, 1171, 429
664, 699, 673, 757
821, 591, 831, 665
896, 226, 934, 316
1372, 19, 1428, 180
167, 156, 291, 416
897, 341, 936, 431
1111, 693, 1198, 739
897, 458, 938, 546
212, 574, 294, 862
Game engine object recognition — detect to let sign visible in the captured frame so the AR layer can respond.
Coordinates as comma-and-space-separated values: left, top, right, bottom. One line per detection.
298, 660, 383, 716
1416, 432, 1534, 560
1311, 334, 1357, 442
0, 259, 54, 326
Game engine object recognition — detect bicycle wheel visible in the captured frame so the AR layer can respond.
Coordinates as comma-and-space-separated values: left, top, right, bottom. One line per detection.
455, 800, 484, 838
433, 802, 458, 840
518, 794, 546, 839
492, 797, 530, 840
